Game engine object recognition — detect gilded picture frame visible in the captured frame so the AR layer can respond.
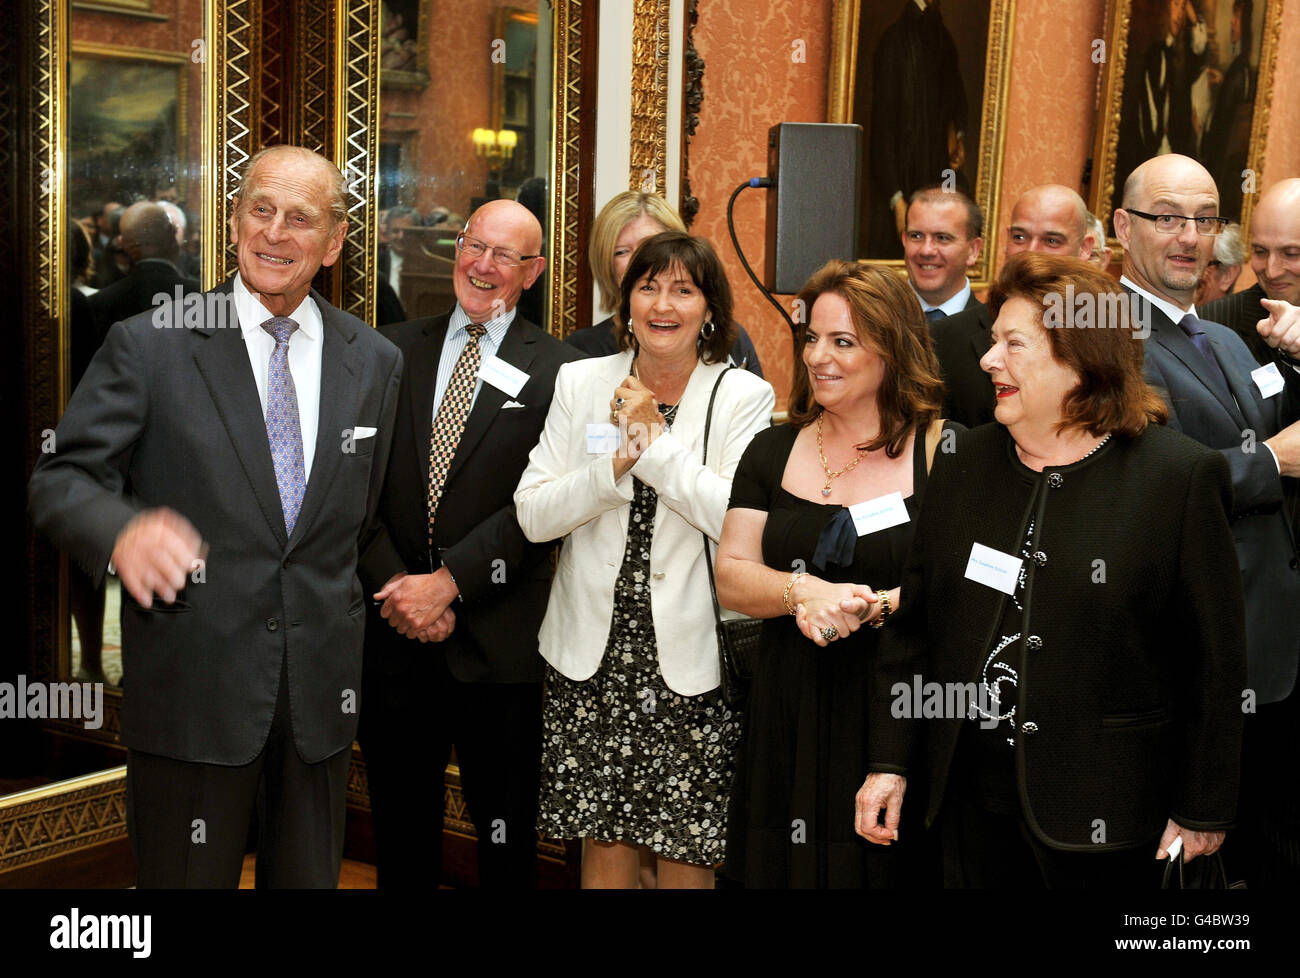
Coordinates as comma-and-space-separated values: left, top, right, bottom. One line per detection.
1089, 0, 1285, 239
827, 0, 1017, 287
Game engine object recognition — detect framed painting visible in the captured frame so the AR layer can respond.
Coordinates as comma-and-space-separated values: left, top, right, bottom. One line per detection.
1090, 0, 1285, 236
381, 0, 430, 89
68, 43, 189, 223
828, 0, 1016, 283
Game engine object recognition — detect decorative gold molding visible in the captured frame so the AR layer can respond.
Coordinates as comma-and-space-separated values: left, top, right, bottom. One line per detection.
548, 0, 585, 340
825, 0, 860, 126
826, 0, 1017, 288
207, 0, 255, 287
629, 0, 670, 194
0, 767, 127, 874
335, 0, 379, 324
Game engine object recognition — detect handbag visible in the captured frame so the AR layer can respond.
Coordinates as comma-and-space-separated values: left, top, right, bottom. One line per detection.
1160, 850, 1244, 889
700, 366, 763, 709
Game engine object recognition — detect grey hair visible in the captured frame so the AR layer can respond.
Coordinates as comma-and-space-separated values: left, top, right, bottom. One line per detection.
1213, 222, 1246, 267
239, 145, 348, 227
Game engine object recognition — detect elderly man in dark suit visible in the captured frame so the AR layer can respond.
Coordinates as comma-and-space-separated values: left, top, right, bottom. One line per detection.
931, 184, 1096, 427
29, 145, 403, 888
87, 200, 200, 349
358, 199, 581, 889
1115, 153, 1300, 886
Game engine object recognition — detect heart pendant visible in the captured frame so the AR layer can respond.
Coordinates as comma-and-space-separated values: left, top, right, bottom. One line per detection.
821, 486, 832, 497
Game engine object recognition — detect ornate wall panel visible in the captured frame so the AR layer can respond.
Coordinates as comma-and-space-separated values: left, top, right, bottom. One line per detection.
629, 0, 669, 195
334, 0, 379, 324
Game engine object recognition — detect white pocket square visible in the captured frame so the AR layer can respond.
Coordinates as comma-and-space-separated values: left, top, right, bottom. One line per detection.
501, 400, 525, 410
353, 426, 377, 439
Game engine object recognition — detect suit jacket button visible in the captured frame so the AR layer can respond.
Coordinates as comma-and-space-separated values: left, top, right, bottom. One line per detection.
1291, 557, 1299, 571
1047, 472, 1064, 488
1033, 551, 1047, 567
1021, 721, 1039, 734
1025, 634, 1043, 650
266, 618, 278, 632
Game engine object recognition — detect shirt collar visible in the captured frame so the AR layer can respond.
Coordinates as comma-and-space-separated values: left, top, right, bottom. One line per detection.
1120, 274, 1195, 326
915, 279, 972, 317
449, 301, 516, 346
233, 272, 321, 340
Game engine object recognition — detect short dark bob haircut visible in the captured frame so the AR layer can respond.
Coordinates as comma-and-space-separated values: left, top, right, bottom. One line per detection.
614, 230, 737, 365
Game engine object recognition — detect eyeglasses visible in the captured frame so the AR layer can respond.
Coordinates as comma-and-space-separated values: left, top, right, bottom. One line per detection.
455, 232, 540, 268
1124, 209, 1229, 236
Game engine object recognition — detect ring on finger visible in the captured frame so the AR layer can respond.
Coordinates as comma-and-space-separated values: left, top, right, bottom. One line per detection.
821, 625, 838, 641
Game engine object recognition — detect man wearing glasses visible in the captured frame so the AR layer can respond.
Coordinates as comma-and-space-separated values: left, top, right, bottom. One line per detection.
1115, 152, 1300, 887
358, 198, 580, 888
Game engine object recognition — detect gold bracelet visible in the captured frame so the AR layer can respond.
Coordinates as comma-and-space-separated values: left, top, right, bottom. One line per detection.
782, 571, 807, 616
869, 588, 892, 628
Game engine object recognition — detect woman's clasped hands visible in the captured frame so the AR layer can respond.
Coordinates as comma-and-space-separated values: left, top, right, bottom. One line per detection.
791, 576, 881, 647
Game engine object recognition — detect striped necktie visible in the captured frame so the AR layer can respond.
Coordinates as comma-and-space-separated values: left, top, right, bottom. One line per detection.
428, 324, 487, 543
262, 317, 306, 535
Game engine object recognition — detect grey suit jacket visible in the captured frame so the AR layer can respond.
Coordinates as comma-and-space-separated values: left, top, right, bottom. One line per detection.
29, 278, 404, 764
1136, 291, 1300, 703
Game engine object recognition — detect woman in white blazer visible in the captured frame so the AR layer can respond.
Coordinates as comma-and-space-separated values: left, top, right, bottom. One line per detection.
515, 231, 774, 889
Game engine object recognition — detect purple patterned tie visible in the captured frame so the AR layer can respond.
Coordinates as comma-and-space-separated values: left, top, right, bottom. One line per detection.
262, 317, 306, 535
1179, 313, 1233, 405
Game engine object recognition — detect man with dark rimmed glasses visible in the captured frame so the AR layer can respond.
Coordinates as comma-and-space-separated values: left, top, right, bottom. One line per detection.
1116, 152, 1300, 888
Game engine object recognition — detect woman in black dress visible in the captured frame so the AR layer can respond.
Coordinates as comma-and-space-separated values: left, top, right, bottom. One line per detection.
715, 260, 952, 887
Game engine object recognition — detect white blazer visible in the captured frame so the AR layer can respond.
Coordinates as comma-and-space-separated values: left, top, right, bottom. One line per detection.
515, 351, 775, 695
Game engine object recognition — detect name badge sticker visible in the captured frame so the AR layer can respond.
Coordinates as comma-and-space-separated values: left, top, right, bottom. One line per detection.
478, 355, 530, 398
964, 542, 1024, 595
1252, 361, 1285, 399
848, 491, 910, 537
586, 423, 620, 455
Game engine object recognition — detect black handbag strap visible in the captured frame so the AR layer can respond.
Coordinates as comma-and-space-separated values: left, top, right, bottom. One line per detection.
701, 366, 735, 626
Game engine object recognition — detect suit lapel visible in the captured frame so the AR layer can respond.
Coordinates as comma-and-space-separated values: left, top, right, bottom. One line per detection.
1209, 332, 1267, 433
287, 294, 362, 552
409, 314, 450, 483
1132, 290, 1246, 427
190, 281, 288, 548
1153, 308, 1245, 426
442, 318, 541, 487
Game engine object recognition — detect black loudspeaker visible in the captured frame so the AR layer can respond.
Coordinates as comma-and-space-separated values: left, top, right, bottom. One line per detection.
764, 122, 863, 295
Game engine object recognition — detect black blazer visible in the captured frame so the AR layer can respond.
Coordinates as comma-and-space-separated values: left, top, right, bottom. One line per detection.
871, 423, 1246, 851
929, 301, 994, 428
87, 258, 200, 348
1137, 292, 1300, 703
29, 279, 404, 765
358, 308, 582, 683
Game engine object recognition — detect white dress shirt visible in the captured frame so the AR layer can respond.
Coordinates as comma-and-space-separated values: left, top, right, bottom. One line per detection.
233, 273, 323, 479
917, 279, 973, 319
431, 302, 516, 420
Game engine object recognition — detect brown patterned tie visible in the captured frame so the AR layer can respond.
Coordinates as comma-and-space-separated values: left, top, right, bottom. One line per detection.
428, 324, 487, 545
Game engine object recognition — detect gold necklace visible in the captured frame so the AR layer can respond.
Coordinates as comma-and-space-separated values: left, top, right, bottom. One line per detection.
816, 413, 868, 497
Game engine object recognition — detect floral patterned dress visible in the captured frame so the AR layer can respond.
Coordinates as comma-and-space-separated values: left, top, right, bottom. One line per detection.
536, 404, 741, 866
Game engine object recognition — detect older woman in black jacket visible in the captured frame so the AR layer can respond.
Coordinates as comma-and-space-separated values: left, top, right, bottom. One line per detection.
857, 253, 1247, 888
